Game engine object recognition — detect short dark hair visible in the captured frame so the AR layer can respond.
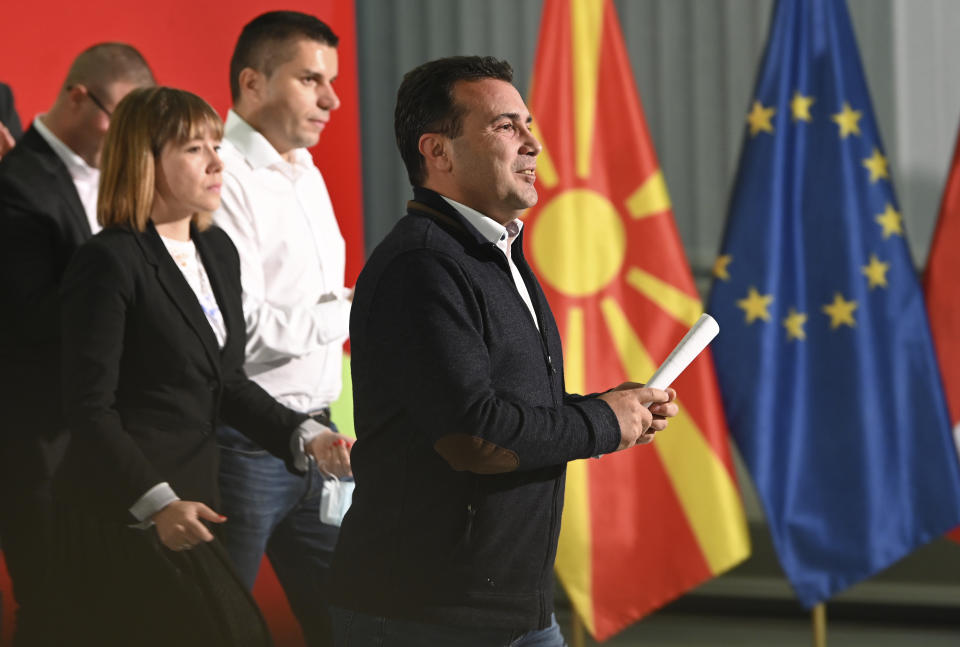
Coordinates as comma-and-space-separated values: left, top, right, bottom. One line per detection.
395, 56, 514, 186
230, 11, 339, 101
65, 43, 155, 93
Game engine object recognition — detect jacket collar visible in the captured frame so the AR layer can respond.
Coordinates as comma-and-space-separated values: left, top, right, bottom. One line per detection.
18, 126, 91, 237
409, 187, 533, 266
32, 116, 99, 184
409, 187, 542, 329
409, 187, 494, 250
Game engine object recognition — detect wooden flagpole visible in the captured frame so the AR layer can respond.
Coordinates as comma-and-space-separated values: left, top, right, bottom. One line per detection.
571, 609, 587, 647
812, 602, 827, 647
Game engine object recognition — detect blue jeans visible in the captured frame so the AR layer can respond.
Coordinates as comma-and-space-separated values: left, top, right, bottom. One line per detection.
330, 608, 567, 647
217, 424, 341, 647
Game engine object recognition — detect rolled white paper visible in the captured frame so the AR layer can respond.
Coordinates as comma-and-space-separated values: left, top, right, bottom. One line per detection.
642, 313, 719, 404
593, 313, 720, 458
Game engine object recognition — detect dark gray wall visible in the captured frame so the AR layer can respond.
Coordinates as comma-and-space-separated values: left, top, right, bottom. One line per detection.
354, 1, 946, 272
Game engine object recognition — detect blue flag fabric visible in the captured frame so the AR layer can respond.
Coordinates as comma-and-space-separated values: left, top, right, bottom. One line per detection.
707, 0, 960, 607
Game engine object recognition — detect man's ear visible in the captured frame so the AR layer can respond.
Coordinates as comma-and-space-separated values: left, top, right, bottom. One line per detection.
66, 85, 86, 110
237, 67, 264, 106
418, 133, 452, 174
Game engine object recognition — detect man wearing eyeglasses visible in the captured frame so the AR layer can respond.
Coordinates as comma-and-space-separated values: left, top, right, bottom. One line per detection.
0, 42, 154, 646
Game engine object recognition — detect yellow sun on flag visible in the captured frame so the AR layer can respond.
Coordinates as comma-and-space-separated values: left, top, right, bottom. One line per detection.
525, 1, 749, 640
532, 190, 627, 298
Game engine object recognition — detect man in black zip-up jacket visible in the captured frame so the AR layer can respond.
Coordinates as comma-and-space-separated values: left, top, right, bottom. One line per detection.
330, 56, 678, 646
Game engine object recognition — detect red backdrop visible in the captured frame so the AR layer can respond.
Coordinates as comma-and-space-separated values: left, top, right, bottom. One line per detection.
0, 2, 365, 645
0, 0, 365, 285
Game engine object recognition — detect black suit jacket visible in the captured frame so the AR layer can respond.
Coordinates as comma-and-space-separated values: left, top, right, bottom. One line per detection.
0, 125, 91, 493
0, 82, 23, 142
58, 222, 308, 523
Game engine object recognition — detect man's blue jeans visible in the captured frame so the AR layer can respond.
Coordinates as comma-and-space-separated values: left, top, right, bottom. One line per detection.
217, 424, 341, 647
330, 607, 568, 647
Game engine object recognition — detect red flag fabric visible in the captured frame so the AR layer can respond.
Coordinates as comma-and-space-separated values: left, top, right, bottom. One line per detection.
523, 0, 750, 640
923, 124, 960, 544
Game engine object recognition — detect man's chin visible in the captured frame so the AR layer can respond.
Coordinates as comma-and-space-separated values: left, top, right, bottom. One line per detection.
516, 189, 538, 209
297, 133, 322, 149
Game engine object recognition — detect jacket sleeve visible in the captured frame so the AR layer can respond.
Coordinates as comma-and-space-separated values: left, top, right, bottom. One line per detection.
60, 239, 167, 519
0, 193, 64, 345
218, 366, 309, 466
210, 225, 311, 464
365, 249, 621, 473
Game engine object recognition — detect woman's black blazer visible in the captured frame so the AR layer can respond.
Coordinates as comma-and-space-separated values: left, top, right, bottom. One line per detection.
58, 220, 308, 523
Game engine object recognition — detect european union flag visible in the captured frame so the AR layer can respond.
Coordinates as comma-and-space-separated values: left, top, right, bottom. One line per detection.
707, 0, 960, 606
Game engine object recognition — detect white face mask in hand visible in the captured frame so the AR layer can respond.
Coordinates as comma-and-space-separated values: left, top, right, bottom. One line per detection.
320, 477, 355, 527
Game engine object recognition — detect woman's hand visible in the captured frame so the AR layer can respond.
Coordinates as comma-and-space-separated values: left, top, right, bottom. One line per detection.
152, 500, 226, 551
308, 428, 353, 478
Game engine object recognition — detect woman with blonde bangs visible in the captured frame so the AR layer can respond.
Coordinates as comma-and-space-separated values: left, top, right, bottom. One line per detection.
56, 87, 350, 647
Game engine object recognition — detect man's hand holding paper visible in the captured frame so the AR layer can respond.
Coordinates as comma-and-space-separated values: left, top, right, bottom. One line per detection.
599, 385, 678, 449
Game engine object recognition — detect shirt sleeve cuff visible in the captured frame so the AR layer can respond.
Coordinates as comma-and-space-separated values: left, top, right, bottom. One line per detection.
292, 418, 330, 472
129, 482, 180, 528
311, 295, 351, 344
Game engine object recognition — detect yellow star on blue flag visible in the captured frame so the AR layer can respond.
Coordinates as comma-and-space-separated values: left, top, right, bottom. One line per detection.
707, 0, 960, 610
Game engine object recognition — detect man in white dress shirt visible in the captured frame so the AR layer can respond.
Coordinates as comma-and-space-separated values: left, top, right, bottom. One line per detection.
0, 43, 154, 646
213, 12, 352, 647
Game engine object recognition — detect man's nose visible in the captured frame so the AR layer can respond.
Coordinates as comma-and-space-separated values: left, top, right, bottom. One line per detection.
319, 85, 341, 112
521, 125, 541, 156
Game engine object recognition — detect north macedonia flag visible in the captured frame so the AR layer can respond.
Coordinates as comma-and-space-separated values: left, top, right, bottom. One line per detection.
523, 0, 750, 639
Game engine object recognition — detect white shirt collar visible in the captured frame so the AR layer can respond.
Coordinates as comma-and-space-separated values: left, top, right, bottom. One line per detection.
224, 109, 313, 173
440, 196, 538, 329
441, 196, 524, 246
32, 115, 99, 180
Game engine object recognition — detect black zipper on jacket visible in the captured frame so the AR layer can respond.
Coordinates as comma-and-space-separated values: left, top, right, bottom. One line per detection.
539, 475, 563, 627
508, 234, 563, 628
482, 241, 558, 396
458, 478, 480, 550
408, 199, 557, 389
486, 238, 563, 627
411, 197, 565, 625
